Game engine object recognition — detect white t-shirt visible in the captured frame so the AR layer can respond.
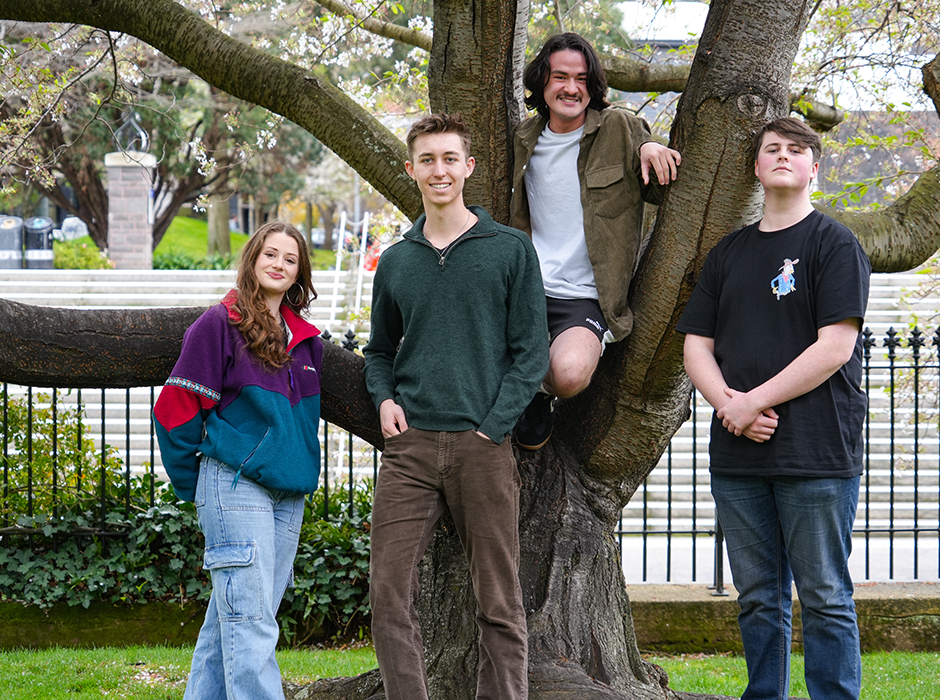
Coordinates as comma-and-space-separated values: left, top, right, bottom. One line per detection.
524, 125, 597, 300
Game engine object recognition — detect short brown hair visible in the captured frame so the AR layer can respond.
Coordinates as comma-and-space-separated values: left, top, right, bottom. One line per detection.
752, 117, 822, 163
406, 113, 472, 160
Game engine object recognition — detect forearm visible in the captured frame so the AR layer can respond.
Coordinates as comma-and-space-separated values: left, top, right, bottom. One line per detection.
683, 334, 730, 410
716, 319, 860, 436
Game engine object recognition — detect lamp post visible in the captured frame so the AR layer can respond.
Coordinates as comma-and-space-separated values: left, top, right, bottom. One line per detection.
105, 111, 156, 269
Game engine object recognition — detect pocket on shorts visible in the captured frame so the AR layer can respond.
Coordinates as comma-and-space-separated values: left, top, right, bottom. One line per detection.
203, 542, 262, 620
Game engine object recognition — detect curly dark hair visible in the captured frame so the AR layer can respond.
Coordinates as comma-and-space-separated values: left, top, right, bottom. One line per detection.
523, 33, 610, 121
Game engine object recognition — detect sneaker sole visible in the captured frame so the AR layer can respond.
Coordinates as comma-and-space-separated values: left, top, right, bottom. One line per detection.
516, 434, 551, 451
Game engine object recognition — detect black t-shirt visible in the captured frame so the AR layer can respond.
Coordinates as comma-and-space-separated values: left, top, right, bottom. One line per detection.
677, 210, 871, 477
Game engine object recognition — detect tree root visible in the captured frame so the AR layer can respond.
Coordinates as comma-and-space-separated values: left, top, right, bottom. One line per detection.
281, 662, 738, 700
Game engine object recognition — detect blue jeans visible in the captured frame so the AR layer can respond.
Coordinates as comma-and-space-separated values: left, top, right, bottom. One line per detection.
184, 457, 305, 700
711, 474, 862, 700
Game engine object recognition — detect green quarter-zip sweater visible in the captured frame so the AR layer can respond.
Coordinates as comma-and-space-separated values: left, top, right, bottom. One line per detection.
363, 206, 549, 443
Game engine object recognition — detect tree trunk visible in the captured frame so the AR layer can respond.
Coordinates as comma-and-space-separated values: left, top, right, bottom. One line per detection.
206, 196, 231, 256
305, 202, 314, 248
427, 0, 526, 222
317, 202, 337, 252
291, 2, 817, 699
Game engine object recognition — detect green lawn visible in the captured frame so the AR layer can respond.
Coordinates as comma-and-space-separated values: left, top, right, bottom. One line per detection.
154, 216, 250, 259
0, 645, 377, 700
647, 651, 940, 699
1, 647, 937, 700
156, 217, 336, 269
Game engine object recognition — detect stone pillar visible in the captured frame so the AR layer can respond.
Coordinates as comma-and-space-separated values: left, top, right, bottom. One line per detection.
105, 151, 156, 269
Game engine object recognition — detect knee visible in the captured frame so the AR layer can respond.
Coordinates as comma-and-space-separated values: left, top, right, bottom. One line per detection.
546, 363, 593, 398
545, 340, 600, 398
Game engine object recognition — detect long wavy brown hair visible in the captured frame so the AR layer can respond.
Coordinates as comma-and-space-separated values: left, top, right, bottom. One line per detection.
232, 220, 317, 370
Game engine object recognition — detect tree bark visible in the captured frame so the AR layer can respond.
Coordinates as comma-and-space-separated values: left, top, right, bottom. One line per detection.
427, 0, 526, 222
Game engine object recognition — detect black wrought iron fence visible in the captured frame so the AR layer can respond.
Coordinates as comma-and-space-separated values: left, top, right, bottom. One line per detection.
2, 328, 938, 587
617, 326, 940, 589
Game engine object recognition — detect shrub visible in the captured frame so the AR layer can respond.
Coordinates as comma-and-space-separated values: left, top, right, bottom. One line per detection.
152, 249, 236, 270
53, 240, 114, 270
0, 394, 374, 644
281, 480, 373, 646
0, 391, 124, 519
0, 503, 209, 610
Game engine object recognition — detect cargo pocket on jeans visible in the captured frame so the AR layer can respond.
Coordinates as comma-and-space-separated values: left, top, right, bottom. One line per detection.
203, 542, 263, 621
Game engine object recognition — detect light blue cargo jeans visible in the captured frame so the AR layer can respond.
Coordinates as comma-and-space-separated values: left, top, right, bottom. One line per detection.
183, 456, 305, 700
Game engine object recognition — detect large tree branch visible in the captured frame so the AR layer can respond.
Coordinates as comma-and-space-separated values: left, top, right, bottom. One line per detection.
805, 54, 940, 273
0, 299, 382, 446
602, 56, 843, 129
602, 56, 691, 94
581, 0, 815, 482
315, 0, 432, 52
0, 0, 424, 221
823, 167, 940, 273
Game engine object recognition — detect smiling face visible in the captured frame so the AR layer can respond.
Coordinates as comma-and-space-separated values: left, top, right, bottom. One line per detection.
253, 231, 301, 304
754, 131, 820, 193
405, 132, 475, 210
543, 49, 590, 133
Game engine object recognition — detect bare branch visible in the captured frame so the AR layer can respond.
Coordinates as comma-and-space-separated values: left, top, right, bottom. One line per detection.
314, 0, 432, 51
602, 54, 844, 130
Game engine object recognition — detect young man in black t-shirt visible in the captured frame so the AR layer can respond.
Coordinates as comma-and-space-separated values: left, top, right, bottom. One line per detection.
678, 117, 870, 700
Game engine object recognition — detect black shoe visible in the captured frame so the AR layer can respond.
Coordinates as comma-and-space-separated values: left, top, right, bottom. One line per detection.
515, 393, 555, 450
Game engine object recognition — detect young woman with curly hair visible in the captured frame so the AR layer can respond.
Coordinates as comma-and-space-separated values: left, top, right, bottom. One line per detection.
155, 220, 322, 700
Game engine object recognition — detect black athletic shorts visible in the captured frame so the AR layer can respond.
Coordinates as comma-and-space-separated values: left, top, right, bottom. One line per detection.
545, 296, 609, 344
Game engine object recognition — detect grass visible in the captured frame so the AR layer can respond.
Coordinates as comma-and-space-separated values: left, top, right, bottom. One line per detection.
1, 647, 937, 699
153, 216, 249, 259
646, 651, 940, 699
156, 216, 336, 269
0, 644, 378, 700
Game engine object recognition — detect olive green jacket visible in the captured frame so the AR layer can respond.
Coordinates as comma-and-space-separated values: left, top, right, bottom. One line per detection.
509, 107, 665, 341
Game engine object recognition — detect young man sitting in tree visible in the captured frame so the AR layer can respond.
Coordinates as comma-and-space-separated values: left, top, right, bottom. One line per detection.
510, 32, 682, 449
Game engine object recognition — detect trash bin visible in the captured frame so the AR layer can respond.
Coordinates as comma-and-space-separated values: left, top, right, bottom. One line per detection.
0, 216, 24, 269
24, 216, 55, 269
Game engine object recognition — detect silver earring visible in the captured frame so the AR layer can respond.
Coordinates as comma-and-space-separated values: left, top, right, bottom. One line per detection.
286, 284, 304, 306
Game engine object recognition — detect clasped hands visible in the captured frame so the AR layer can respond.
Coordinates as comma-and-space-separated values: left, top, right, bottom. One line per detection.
716, 388, 778, 443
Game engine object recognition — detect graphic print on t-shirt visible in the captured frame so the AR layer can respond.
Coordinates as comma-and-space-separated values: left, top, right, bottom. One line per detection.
771, 257, 800, 300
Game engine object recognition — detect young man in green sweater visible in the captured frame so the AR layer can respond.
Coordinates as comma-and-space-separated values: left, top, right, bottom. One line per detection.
363, 113, 549, 700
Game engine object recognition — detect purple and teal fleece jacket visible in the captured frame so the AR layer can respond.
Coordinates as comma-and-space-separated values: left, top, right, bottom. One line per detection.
154, 290, 323, 502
